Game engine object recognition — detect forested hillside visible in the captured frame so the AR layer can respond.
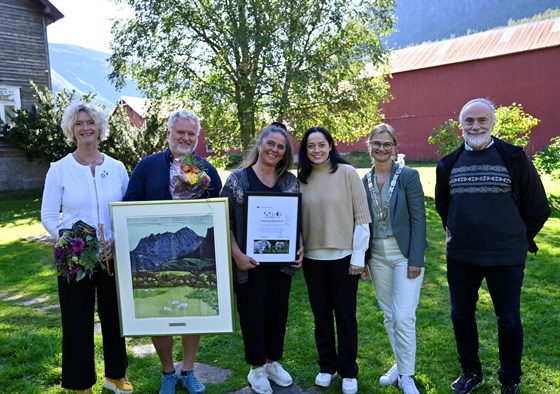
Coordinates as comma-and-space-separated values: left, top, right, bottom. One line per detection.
388, 0, 559, 48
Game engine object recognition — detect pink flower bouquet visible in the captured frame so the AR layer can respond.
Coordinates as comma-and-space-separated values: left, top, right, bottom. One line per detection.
53, 220, 104, 282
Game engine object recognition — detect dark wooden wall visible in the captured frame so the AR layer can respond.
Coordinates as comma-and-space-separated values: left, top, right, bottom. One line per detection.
0, 0, 52, 110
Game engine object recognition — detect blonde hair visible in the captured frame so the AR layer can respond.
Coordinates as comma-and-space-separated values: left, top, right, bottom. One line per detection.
367, 123, 398, 149
61, 102, 108, 143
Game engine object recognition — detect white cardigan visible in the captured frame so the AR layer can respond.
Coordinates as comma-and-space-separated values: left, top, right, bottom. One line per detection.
41, 153, 129, 240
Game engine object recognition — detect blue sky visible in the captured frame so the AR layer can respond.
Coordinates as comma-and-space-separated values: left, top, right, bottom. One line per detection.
47, 0, 131, 53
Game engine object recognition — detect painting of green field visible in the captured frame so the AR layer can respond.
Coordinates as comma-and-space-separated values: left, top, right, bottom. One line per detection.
133, 285, 218, 318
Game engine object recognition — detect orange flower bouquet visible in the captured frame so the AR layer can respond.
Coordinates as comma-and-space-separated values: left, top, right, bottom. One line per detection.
170, 153, 212, 199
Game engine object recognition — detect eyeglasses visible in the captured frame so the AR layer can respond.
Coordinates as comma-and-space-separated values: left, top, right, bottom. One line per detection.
370, 141, 395, 149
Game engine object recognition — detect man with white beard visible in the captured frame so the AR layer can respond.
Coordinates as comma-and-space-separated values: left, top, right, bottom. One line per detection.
435, 98, 550, 394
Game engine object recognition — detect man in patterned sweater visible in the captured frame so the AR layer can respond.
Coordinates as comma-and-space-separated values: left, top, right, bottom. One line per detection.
435, 98, 550, 394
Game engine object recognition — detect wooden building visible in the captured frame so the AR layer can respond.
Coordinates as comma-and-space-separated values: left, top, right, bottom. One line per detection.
0, 0, 63, 192
356, 17, 560, 161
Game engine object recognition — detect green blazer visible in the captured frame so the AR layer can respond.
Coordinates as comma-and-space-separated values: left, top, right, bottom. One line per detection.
362, 162, 428, 267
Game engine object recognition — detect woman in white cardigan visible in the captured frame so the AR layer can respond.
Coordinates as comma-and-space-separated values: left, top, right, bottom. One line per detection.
41, 102, 132, 394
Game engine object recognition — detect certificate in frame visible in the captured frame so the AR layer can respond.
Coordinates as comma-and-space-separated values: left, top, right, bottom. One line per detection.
244, 192, 301, 264
110, 198, 234, 336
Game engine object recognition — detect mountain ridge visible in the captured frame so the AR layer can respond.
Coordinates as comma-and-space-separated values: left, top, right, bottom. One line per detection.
48, 43, 142, 108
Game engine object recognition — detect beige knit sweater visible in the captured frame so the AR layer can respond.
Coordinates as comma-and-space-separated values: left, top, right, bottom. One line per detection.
300, 160, 371, 251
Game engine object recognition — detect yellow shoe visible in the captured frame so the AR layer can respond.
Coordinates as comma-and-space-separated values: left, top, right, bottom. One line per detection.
75, 389, 93, 394
103, 376, 134, 393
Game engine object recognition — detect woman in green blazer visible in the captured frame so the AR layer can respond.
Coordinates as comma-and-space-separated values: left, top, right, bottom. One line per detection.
361, 123, 428, 394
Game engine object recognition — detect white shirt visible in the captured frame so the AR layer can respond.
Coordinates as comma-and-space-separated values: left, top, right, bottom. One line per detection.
41, 153, 129, 240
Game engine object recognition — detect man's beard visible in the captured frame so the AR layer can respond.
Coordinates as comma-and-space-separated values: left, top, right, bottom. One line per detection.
464, 132, 491, 150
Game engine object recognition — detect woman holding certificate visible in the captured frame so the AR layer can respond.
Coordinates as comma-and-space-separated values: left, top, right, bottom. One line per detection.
297, 126, 371, 394
361, 123, 427, 394
220, 122, 302, 394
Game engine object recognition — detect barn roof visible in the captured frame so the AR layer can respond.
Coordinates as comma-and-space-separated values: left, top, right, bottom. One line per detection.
390, 17, 560, 73
116, 96, 151, 118
32, 0, 64, 25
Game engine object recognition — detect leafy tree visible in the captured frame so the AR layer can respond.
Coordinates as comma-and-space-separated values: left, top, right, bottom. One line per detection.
533, 136, 560, 180
428, 103, 540, 156
2, 83, 96, 163
109, 0, 395, 153
102, 103, 168, 172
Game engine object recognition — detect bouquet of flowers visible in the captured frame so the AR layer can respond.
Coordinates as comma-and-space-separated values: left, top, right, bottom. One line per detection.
170, 153, 212, 199
53, 220, 105, 282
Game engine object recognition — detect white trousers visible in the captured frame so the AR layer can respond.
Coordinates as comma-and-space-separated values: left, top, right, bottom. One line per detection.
368, 237, 424, 376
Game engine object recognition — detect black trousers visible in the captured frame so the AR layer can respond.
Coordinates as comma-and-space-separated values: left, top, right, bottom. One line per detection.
303, 255, 359, 379
57, 261, 128, 390
447, 261, 525, 385
235, 264, 293, 366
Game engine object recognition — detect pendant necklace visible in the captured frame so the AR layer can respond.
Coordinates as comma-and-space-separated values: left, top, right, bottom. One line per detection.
74, 151, 101, 167
366, 162, 404, 231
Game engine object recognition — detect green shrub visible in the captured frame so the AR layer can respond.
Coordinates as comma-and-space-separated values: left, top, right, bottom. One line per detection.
428, 103, 540, 157
427, 119, 462, 156
494, 102, 539, 148
208, 152, 244, 169
533, 136, 560, 180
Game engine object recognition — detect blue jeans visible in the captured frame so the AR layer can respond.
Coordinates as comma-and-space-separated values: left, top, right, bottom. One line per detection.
447, 261, 525, 385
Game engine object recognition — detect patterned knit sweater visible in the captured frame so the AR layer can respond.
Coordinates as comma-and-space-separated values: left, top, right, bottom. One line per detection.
446, 145, 527, 265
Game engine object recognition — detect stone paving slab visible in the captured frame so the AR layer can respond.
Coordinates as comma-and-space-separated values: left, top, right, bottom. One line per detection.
2, 294, 24, 301
25, 234, 55, 243
35, 304, 60, 312
227, 382, 325, 393
15, 296, 50, 306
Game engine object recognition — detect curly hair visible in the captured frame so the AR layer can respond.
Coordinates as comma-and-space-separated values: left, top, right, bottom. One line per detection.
61, 102, 109, 143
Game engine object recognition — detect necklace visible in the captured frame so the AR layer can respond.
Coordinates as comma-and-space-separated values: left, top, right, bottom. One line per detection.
74, 151, 101, 167
366, 162, 404, 231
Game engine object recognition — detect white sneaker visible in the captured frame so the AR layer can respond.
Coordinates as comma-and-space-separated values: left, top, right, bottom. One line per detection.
342, 378, 358, 394
380, 363, 399, 385
398, 375, 420, 394
248, 367, 273, 394
315, 372, 337, 387
264, 361, 293, 387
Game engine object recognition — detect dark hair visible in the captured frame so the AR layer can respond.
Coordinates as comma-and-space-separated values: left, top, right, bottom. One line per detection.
240, 123, 294, 186
297, 126, 348, 184
270, 121, 288, 131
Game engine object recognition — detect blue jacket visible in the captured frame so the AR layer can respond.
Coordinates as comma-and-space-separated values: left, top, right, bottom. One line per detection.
124, 148, 222, 201
362, 163, 428, 267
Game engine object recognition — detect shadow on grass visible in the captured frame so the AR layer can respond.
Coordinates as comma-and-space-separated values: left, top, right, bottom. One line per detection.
0, 190, 42, 226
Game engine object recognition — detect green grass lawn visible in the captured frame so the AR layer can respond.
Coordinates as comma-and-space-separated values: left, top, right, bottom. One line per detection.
1, 165, 559, 393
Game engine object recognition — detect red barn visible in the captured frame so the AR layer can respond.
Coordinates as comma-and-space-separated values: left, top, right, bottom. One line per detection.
358, 17, 560, 161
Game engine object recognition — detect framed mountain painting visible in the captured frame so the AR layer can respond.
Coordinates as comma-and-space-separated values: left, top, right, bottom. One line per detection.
110, 198, 234, 336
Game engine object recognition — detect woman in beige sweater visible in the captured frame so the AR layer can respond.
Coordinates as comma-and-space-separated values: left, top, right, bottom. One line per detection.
298, 126, 371, 394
